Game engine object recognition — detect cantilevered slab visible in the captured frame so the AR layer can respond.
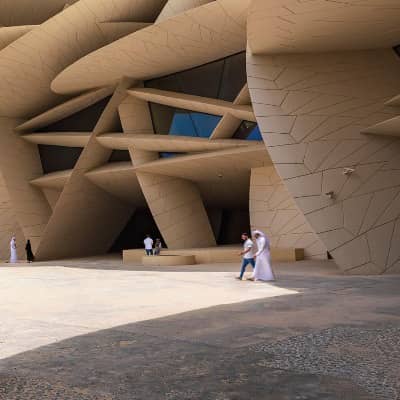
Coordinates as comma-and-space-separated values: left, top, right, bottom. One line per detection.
128, 89, 256, 122
361, 116, 400, 138
97, 133, 254, 152
85, 162, 146, 206
51, 0, 251, 94
30, 169, 72, 190
22, 132, 90, 147
0, 26, 36, 50
248, 0, 400, 55
135, 145, 270, 182
16, 87, 114, 133
385, 94, 400, 107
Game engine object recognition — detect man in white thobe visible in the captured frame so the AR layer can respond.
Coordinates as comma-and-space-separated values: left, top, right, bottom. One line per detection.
249, 230, 275, 282
9, 236, 18, 263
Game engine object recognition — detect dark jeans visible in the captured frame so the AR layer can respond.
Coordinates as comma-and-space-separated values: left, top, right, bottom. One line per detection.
240, 258, 255, 279
145, 249, 153, 256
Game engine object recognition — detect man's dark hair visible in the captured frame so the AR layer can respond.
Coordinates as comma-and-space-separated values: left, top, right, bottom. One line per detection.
242, 232, 249, 237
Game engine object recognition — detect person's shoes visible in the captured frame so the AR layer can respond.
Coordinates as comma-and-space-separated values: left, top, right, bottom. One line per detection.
246, 277, 255, 281
235, 276, 242, 280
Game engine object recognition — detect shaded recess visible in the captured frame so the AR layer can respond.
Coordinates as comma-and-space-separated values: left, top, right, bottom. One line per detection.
108, 150, 131, 163
38, 96, 113, 132
145, 52, 246, 102
109, 208, 165, 252
211, 209, 250, 245
233, 121, 262, 141
38, 145, 82, 174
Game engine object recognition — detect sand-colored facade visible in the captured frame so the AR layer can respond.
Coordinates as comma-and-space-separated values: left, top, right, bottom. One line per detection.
0, 0, 398, 274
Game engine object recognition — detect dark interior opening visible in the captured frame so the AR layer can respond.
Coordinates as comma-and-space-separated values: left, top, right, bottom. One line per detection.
38, 145, 83, 174
207, 208, 250, 246
38, 96, 112, 132
108, 150, 131, 163
109, 207, 165, 253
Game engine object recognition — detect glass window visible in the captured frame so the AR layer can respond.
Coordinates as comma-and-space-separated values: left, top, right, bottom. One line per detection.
149, 104, 221, 138
232, 121, 262, 141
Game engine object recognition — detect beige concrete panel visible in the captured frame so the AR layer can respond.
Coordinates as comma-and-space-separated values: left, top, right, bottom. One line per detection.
362, 116, 400, 138
250, 166, 327, 260
34, 81, 135, 260
51, 0, 251, 94
22, 132, 90, 147
98, 22, 152, 43
0, 172, 24, 260
0, 26, 36, 51
248, 0, 400, 55
128, 89, 256, 122
0, 118, 52, 251
136, 172, 216, 249
247, 47, 400, 274
0, 0, 162, 118
85, 162, 146, 206
135, 146, 270, 182
16, 87, 114, 133
117, 90, 159, 167
42, 188, 62, 211
156, 0, 213, 22
97, 133, 252, 152
30, 170, 72, 190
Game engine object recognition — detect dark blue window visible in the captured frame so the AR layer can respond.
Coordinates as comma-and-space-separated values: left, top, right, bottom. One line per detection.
149, 104, 221, 138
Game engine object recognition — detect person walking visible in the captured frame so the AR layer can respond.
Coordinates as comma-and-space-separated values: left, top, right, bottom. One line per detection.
144, 234, 154, 256
25, 240, 34, 263
248, 230, 275, 282
9, 236, 17, 263
236, 233, 255, 280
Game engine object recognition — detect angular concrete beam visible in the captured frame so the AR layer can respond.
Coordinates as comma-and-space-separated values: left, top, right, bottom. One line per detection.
97, 133, 253, 152
22, 132, 91, 147
30, 170, 72, 190
361, 116, 400, 138
16, 86, 114, 133
128, 88, 256, 122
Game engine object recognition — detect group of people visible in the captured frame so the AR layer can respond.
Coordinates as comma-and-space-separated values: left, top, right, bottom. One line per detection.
143, 235, 162, 256
237, 230, 275, 282
8, 236, 34, 263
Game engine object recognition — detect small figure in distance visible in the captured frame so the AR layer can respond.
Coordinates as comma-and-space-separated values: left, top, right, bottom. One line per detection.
154, 238, 162, 256
25, 239, 35, 263
144, 234, 154, 256
236, 232, 255, 280
9, 236, 17, 263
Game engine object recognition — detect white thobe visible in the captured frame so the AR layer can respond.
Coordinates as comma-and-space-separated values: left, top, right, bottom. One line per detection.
253, 236, 274, 281
10, 239, 17, 263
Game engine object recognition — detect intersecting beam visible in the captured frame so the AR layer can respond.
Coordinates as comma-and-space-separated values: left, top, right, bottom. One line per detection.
361, 116, 400, 138
16, 86, 114, 132
97, 133, 254, 152
21, 132, 90, 147
127, 88, 256, 122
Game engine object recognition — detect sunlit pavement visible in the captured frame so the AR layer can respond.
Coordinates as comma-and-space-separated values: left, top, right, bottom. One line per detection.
0, 259, 399, 399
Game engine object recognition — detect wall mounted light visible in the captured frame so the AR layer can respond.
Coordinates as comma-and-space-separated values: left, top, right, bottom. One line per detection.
325, 191, 335, 199
343, 167, 355, 176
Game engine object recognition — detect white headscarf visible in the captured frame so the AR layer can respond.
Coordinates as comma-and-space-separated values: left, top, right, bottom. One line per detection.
252, 230, 266, 237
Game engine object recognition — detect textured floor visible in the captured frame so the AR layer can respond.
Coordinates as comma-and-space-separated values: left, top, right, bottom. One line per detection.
0, 258, 399, 399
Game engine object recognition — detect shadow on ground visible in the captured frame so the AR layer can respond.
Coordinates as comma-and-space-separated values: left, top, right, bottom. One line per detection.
1, 269, 399, 400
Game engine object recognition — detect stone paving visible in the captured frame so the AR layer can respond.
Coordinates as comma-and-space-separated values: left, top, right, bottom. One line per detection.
0, 258, 399, 399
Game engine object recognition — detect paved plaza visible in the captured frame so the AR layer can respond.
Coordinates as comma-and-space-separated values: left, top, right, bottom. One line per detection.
0, 258, 399, 399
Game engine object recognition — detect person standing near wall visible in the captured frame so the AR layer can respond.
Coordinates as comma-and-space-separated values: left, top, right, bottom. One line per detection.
25, 240, 34, 263
144, 234, 154, 256
9, 236, 17, 263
